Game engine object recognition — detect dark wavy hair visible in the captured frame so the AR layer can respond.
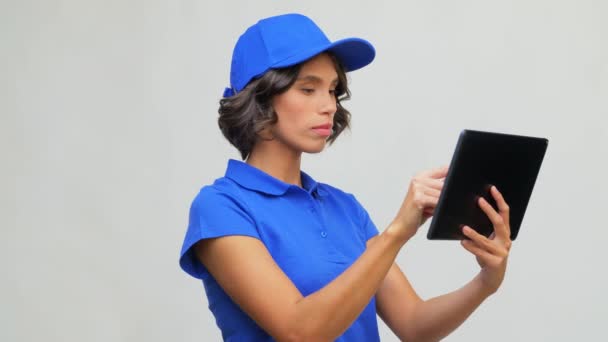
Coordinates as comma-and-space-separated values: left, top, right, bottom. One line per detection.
218, 53, 351, 160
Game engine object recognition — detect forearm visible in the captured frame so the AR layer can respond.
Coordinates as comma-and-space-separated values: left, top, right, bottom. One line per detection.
406, 274, 493, 342
291, 223, 406, 341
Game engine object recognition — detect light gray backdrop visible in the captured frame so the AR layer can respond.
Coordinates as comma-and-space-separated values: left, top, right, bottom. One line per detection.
2, 0, 607, 341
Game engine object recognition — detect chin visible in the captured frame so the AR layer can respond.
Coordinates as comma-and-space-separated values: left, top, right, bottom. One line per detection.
301, 141, 327, 154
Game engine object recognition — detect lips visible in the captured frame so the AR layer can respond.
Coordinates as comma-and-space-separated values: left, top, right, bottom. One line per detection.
312, 123, 332, 129
311, 123, 333, 137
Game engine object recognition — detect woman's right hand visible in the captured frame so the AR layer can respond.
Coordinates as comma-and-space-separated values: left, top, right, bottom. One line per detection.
389, 165, 449, 242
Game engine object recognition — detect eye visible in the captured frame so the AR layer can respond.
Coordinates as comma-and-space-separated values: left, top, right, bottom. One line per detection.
329, 89, 337, 96
301, 88, 314, 94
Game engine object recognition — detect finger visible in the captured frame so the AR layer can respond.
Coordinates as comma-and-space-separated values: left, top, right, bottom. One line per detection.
423, 187, 441, 198
419, 178, 445, 191
478, 197, 510, 241
461, 239, 500, 264
420, 194, 439, 209
423, 208, 435, 218
462, 226, 504, 256
491, 186, 511, 232
422, 165, 449, 179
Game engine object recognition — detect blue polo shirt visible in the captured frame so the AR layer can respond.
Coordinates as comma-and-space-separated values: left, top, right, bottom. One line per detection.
180, 159, 380, 341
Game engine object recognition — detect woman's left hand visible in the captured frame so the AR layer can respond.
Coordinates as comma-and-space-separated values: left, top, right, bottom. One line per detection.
460, 185, 513, 295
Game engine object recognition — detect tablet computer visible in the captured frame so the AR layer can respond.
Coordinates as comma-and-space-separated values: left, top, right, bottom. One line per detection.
427, 129, 548, 240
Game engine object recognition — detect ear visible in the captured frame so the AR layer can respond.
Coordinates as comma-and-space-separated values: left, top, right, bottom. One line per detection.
257, 125, 276, 141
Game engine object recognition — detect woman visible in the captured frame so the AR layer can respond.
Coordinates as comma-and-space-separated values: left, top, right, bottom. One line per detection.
180, 13, 512, 341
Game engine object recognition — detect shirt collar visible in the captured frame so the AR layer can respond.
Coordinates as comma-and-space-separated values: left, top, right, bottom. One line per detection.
225, 159, 325, 197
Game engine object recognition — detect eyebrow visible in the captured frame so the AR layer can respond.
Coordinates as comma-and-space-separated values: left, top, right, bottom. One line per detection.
296, 75, 339, 85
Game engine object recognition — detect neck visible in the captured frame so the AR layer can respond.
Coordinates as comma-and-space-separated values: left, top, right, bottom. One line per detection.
246, 142, 303, 187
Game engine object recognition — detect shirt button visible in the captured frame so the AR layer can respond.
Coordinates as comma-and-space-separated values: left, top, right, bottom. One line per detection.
320, 231, 327, 238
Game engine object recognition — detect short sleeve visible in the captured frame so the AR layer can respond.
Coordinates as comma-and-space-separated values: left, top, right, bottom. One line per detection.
179, 186, 260, 279
348, 194, 380, 241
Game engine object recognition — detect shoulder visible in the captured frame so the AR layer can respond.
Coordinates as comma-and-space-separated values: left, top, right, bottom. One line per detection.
180, 177, 260, 279
188, 176, 258, 225
191, 176, 247, 208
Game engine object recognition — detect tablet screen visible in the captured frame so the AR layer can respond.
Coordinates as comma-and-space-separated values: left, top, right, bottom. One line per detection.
427, 130, 548, 240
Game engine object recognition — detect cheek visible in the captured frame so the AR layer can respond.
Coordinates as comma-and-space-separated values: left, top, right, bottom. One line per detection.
274, 95, 310, 129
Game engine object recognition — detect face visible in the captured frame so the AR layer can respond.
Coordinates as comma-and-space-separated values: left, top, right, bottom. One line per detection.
267, 53, 338, 154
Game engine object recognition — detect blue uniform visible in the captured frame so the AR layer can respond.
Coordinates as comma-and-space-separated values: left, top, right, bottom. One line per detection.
180, 159, 380, 341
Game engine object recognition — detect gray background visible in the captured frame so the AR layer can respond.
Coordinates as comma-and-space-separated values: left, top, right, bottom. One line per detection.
2, 0, 607, 341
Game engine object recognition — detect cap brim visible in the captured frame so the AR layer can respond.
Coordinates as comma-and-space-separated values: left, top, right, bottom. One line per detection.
272, 37, 375, 72
327, 38, 376, 72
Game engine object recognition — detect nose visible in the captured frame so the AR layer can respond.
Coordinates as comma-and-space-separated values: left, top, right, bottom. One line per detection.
320, 92, 337, 116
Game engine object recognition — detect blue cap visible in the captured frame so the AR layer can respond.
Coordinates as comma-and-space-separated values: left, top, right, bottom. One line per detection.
223, 13, 376, 97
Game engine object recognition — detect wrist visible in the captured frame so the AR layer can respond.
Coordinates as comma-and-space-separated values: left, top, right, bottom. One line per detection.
385, 220, 412, 246
472, 273, 498, 298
